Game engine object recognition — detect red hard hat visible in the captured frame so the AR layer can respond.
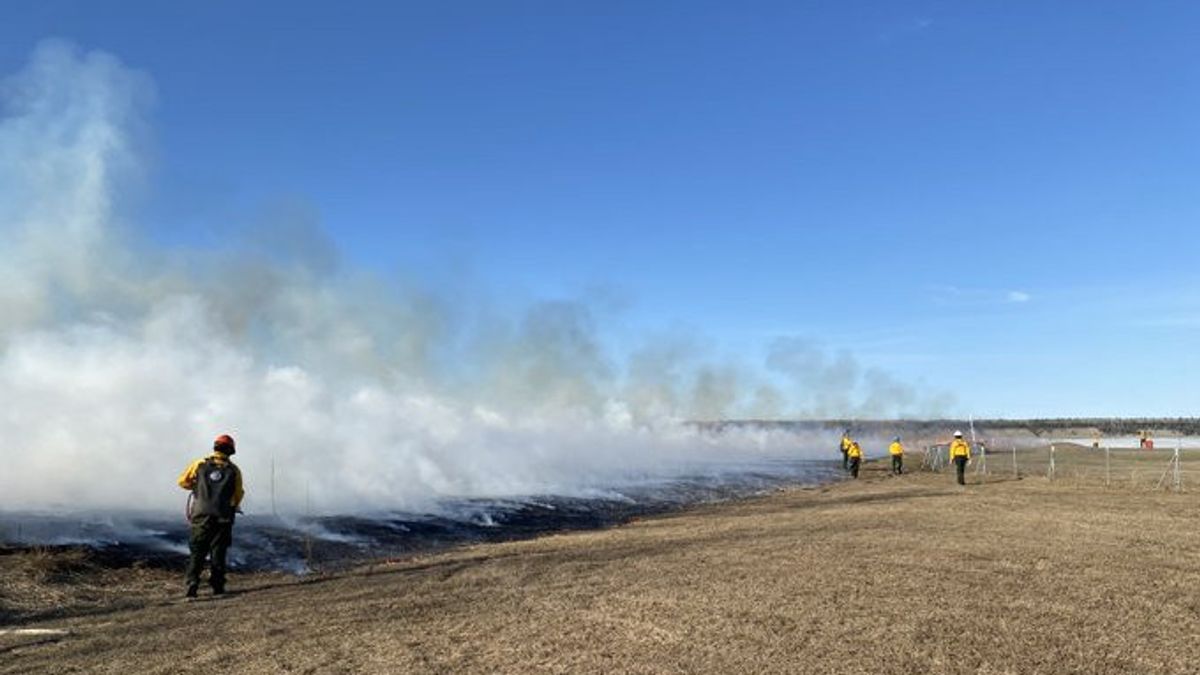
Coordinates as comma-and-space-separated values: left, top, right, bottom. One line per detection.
214, 434, 236, 449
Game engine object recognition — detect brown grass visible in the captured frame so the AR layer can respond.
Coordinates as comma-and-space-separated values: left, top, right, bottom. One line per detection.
0, 548, 178, 624
4, 446, 1200, 673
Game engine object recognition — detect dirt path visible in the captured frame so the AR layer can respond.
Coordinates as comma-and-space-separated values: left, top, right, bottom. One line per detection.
4, 458, 1200, 674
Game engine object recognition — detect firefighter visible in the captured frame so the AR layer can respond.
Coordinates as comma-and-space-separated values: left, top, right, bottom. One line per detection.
889, 436, 905, 475
839, 429, 852, 471
847, 440, 863, 479
949, 430, 971, 486
178, 433, 244, 598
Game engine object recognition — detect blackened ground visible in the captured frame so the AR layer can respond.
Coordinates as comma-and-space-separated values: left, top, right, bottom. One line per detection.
1, 460, 843, 575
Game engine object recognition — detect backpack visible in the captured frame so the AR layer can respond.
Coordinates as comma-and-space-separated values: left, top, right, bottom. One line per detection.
192, 458, 238, 521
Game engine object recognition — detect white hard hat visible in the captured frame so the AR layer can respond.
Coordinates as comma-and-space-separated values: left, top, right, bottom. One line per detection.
953, 430, 963, 437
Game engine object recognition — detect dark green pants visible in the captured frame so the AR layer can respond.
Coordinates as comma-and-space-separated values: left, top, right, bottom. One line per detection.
848, 456, 861, 478
186, 515, 234, 590
954, 456, 968, 485
892, 455, 903, 475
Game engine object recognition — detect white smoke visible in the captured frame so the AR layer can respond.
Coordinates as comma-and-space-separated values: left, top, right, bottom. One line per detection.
0, 41, 945, 516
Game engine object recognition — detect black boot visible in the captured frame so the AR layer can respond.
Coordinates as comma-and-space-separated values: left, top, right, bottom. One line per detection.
185, 584, 199, 599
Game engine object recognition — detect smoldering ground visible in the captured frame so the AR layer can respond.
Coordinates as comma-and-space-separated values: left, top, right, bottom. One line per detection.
0, 41, 952, 525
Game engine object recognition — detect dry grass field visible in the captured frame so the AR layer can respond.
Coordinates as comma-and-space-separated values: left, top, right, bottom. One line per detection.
4, 445, 1200, 674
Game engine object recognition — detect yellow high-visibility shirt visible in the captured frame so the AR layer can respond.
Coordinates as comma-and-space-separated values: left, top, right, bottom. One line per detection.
847, 442, 863, 459
889, 441, 904, 456
949, 439, 971, 459
178, 452, 245, 508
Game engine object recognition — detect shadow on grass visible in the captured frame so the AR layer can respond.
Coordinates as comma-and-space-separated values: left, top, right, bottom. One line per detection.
0, 634, 65, 655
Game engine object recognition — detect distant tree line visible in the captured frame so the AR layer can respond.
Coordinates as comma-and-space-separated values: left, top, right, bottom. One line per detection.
1011, 417, 1200, 436
697, 418, 1200, 437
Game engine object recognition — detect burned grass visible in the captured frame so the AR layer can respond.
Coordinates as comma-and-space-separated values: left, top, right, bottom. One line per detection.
4, 450, 1200, 673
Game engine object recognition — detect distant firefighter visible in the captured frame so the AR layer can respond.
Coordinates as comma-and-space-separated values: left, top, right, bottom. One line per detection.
889, 436, 905, 475
840, 429, 852, 471
1139, 430, 1153, 449
847, 440, 863, 479
177, 433, 245, 598
949, 431, 971, 486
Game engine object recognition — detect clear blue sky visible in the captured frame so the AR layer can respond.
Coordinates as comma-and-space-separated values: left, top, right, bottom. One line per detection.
4, 1, 1199, 417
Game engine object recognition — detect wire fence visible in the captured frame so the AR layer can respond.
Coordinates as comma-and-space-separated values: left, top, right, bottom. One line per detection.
917, 442, 1200, 492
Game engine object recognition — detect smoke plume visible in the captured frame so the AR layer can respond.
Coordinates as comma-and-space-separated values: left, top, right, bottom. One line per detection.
0, 41, 947, 516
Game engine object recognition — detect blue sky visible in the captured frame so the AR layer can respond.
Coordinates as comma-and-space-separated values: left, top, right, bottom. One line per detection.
4, 1, 1199, 417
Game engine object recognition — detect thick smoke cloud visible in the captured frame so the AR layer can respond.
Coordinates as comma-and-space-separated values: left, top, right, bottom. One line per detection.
764, 337, 952, 419
0, 41, 948, 516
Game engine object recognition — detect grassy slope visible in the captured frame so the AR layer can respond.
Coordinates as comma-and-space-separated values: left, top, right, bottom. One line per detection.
4, 447, 1200, 674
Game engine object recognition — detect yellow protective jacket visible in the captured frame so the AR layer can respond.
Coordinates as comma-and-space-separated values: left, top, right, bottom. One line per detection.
949, 439, 971, 459
840, 435, 852, 452
889, 441, 904, 456
178, 452, 245, 508
847, 442, 863, 459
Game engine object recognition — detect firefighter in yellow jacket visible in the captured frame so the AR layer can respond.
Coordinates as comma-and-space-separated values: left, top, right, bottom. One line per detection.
178, 434, 244, 598
889, 436, 905, 475
847, 440, 863, 479
949, 430, 971, 485
839, 430, 852, 471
